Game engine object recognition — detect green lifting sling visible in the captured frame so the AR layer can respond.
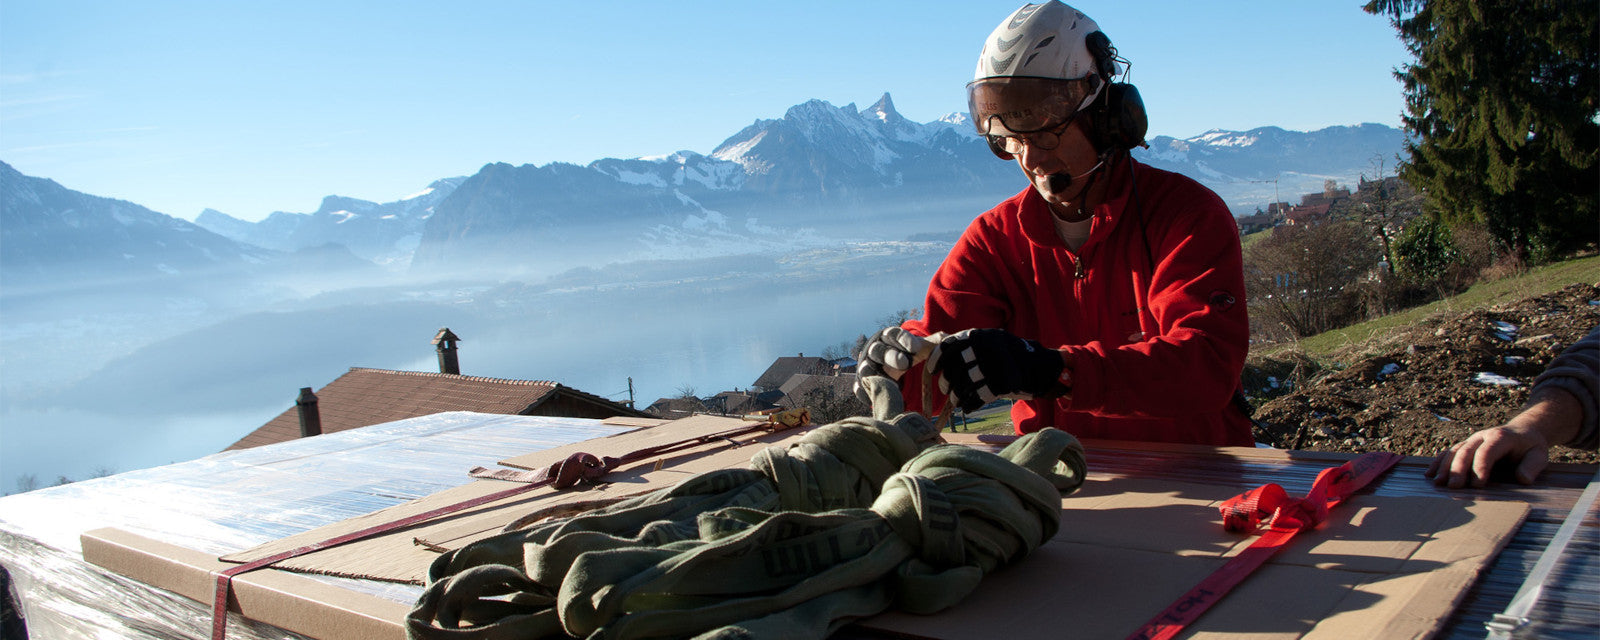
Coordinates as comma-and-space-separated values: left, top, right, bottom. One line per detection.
406, 376, 1087, 640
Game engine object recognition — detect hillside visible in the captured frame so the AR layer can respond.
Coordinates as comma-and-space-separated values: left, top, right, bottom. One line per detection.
1249, 270, 1599, 466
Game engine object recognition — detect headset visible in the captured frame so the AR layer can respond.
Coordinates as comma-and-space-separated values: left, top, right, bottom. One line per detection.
1083, 31, 1148, 154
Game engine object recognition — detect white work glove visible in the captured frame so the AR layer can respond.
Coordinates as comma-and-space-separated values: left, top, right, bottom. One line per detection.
854, 327, 933, 404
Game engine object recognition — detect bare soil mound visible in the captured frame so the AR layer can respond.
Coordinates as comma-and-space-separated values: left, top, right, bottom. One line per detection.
1249, 282, 1599, 464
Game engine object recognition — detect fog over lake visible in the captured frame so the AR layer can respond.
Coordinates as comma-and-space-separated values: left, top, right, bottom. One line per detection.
0, 243, 945, 488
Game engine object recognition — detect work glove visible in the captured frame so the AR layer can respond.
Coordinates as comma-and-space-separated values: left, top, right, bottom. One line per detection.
934, 328, 1068, 413
854, 327, 933, 404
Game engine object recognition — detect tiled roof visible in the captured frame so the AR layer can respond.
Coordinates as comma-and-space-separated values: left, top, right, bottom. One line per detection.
777, 373, 857, 403
706, 391, 774, 416
225, 368, 644, 450
644, 397, 707, 420
752, 356, 831, 391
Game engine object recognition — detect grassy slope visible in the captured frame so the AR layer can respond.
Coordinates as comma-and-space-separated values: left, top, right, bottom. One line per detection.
1289, 254, 1599, 361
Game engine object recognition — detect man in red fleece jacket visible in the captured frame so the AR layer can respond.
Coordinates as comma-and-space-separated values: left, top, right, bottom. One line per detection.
859, 1, 1254, 447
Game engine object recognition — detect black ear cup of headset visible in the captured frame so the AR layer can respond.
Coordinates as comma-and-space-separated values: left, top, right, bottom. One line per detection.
1092, 82, 1147, 151
1084, 31, 1148, 152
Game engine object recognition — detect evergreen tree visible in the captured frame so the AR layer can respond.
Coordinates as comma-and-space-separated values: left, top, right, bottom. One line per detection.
1365, 0, 1598, 262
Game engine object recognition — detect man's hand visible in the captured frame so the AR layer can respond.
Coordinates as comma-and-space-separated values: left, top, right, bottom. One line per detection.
1426, 387, 1583, 488
857, 327, 931, 380
933, 328, 1066, 413
1426, 424, 1550, 488
855, 327, 934, 404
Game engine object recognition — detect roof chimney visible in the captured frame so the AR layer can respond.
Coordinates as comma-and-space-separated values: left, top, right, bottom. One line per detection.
433, 327, 461, 375
296, 387, 321, 438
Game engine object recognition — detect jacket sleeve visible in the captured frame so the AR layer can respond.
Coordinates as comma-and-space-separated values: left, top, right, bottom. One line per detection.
1534, 326, 1599, 449
898, 216, 1016, 416
1060, 182, 1250, 418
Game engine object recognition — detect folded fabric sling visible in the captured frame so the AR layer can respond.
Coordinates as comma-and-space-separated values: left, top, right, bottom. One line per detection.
406, 376, 1087, 640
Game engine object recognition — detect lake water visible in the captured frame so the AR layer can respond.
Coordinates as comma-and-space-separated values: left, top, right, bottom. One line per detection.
0, 246, 946, 488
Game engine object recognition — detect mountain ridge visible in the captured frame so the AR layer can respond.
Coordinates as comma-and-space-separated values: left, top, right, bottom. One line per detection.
0, 160, 275, 291
3, 94, 1406, 280
196, 176, 466, 269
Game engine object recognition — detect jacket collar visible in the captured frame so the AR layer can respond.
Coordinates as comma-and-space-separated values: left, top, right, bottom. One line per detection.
1016, 155, 1138, 251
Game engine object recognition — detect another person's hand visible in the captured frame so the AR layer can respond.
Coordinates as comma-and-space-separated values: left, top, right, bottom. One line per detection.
1426, 423, 1551, 488
1426, 388, 1583, 488
933, 328, 1067, 412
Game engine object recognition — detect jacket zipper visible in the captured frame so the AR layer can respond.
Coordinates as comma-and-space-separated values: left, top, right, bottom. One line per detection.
1070, 253, 1085, 299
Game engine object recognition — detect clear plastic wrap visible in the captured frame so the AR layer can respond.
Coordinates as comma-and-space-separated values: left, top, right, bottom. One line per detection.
0, 411, 632, 639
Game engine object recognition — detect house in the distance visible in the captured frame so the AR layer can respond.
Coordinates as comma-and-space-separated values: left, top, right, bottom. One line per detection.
644, 352, 864, 422
775, 373, 858, 411
643, 396, 710, 421
225, 329, 649, 450
705, 390, 774, 417
750, 354, 833, 393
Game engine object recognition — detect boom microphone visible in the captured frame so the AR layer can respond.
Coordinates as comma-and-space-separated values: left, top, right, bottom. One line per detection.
1041, 158, 1107, 197
1045, 173, 1075, 194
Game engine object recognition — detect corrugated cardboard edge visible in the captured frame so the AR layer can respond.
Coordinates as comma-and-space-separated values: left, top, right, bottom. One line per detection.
218, 417, 810, 583
81, 527, 408, 640
601, 416, 670, 427
499, 414, 763, 469
1301, 498, 1531, 640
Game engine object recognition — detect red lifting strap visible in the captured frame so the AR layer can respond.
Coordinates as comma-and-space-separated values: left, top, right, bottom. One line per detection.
1128, 451, 1403, 640
209, 420, 794, 640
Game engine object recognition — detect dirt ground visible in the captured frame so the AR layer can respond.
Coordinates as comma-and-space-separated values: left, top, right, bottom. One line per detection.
1247, 282, 1599, 464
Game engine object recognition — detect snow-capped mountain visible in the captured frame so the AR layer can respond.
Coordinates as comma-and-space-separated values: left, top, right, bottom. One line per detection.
195, 177, 464, 269
3, 95, 1407, 279
0, 161, 275, 291
409, 93, 1018, 272
0, 161, 395, 296
408, 94, 1402, 272
1134, 124, 1408, 213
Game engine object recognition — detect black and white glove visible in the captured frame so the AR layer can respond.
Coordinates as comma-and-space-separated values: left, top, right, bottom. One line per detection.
934, 328, 1068, 413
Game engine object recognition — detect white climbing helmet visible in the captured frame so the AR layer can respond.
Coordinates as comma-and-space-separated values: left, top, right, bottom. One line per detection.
967, 1, 1114, 136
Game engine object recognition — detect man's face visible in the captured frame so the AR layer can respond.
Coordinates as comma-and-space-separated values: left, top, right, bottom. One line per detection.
1011, 117, 1101, 214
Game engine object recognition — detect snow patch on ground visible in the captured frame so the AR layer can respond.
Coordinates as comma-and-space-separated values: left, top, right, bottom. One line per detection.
1472, 372, 1521, 386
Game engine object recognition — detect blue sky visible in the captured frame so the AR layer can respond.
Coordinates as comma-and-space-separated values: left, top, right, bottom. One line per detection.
1, 1, 1410, 222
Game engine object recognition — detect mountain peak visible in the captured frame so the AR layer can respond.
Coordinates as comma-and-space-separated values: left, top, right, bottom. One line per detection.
867, 93, 903, 126
196, 208, 239, 224
784, 99, 855, 125
314, 195, 378, 217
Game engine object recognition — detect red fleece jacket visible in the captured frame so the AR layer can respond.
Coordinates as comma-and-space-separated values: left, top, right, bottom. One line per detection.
902, 158, 1254, 446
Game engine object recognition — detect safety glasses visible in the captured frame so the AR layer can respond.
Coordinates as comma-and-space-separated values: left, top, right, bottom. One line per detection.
966, 76, 1097, 137
988, 111, 1084, 154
